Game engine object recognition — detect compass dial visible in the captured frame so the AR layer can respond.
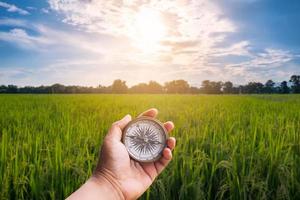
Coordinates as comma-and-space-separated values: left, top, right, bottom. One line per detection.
122, 116, 168, 162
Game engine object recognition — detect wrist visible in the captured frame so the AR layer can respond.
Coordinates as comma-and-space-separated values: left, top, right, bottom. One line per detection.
91, 168, 125, 200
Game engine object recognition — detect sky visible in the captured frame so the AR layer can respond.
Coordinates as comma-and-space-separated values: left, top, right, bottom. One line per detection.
0, 0, 300, 87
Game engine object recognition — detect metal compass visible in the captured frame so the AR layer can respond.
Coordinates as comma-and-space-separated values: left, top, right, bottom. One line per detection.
122, 116, 168, 162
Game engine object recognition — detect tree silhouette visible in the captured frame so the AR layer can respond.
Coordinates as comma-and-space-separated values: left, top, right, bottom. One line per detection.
289, 75, 300, 93
264, 80, 275, 93
111, 79, 128, 93
279, 81, 290, 94
129, 81, 163, 93
242, 82, 264, 94
164, 80, 189, 93
129, 83, 148, 93
50, 84, 65, 93
223, 81, 233, 94
189, 86, 201, 94
0, 85, 8, 93
1, 74, 299, 94
7, 85, 18, 93
200, 80, 222, 94
148, 81, 163, 93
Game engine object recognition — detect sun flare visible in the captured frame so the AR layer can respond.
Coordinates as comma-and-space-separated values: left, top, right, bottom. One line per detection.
132, 7, 166, 52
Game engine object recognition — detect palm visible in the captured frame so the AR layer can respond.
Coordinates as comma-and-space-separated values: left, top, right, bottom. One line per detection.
96, 109, 175, 200
100, 130, 164, 199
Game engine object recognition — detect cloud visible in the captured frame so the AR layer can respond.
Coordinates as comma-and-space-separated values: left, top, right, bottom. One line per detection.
210, 41, 252, 57
48, 0, 236, 65
221, 48, 297, 82
41, 8, 50, 14
26, 6, 37, 10
227, 48, 295, 70
0, 28, 52, 50
154, 46, 298, 84
0, 1, 29, 15
0, 18, 27, 27
0, 24, 113, 55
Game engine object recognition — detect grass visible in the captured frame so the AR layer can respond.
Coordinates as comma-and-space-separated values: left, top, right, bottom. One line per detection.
0, 94, 300, 200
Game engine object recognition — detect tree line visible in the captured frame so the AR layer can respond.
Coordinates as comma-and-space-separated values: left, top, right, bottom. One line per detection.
1, 75, 300, 94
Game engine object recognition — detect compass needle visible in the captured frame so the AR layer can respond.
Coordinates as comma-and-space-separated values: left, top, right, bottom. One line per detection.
122, 116, 168, 162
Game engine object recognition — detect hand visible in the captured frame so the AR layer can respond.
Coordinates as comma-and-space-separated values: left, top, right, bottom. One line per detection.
66, 108, 176, 200
93, 108, 176, 200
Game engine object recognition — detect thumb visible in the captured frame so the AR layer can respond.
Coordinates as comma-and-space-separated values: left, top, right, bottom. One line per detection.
114, 114, 132, 130
108, 114, 132, 140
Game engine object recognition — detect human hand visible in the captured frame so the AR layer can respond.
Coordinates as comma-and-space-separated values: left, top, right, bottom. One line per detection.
93, 108, 176, 200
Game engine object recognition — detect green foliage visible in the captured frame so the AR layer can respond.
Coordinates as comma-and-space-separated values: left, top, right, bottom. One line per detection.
111, 79, 128, 93
164, 80, 190, 93
0, 94, 300, 199
290, 75, 300, 93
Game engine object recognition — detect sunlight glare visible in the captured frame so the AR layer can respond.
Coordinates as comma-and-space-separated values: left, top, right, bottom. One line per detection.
133, 7, 166, 52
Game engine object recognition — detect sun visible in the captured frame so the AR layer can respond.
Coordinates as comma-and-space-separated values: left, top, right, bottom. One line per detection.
132, 7, 166, 52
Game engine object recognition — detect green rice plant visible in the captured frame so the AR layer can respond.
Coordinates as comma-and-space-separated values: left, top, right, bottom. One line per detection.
0, 94, 300, 199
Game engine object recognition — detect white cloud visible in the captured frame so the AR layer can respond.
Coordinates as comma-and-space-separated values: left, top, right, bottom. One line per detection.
226, 48, 295, 69
0, 25, 113, 55
0, 1, 29, 15
210, 41, 252, 57
154, 46, 298, 85
41, 8, 50, 14
48, 0, 236, 66
0, 28, 52, 50
0, 18, 27, 27
222, 48, 297, 82
26, 6, 37, 10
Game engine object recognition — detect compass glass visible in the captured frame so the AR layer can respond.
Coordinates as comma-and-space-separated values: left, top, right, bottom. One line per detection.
123, 117, 167, 162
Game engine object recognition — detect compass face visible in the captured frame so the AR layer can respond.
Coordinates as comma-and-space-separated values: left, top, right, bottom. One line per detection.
122, 116, 168, 162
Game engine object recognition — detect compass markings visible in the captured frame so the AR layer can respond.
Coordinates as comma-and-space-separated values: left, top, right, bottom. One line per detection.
126, 124, 161, 156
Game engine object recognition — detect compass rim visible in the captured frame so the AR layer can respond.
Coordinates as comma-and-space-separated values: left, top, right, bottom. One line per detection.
122, 116, 168, 162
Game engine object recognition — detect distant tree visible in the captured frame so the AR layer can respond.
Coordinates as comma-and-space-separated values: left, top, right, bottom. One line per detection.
264, 80, 275, 93
129, 81, 163, 93
76, 86, 88, 93
111, 79, 128, 93
50, 84, 66, 93
200, 80, 222, 94
279, 81, 290, 94
189, 86, 201, 94
211, 81, 222, 94
64, 86, 78, 93
0, 85, 7, 93
232, 86, 240, 94
0, 76, 298, 94
7, 85, 18, 93
95, 85, 110, 93
223, 81, 233, 94
289, 75, 300, 93
200, 80, 210, 93
164, 80, 190, 93
19, 86, 35, 93
147, 81, 163, 93
34, 85, 50, 93
243, 82, 264, 94
129, 83, 148, 93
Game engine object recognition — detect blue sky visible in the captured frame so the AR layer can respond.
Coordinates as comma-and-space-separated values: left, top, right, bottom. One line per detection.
0, 0, 299, 86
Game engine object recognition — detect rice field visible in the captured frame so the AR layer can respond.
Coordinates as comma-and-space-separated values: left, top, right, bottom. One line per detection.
0, 94, 300, 200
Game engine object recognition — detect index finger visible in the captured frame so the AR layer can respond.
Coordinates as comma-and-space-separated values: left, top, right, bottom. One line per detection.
164, 121, 174, 133
138, 108, 158, 118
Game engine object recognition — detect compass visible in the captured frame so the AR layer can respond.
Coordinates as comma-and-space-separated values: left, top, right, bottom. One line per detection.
122, 116, 168, 162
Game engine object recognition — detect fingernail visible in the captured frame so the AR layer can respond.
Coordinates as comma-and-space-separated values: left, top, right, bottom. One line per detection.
123, 114, 131, 121
152, 108, 158, 113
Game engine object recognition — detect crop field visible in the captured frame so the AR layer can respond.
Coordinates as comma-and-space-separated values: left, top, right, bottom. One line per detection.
0, 94, 300, 200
